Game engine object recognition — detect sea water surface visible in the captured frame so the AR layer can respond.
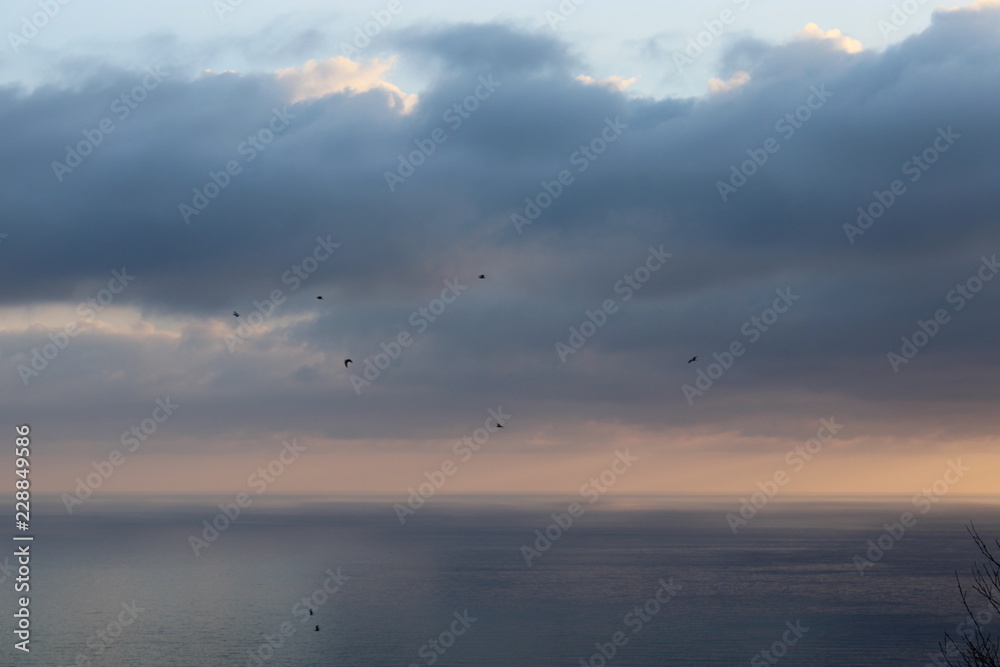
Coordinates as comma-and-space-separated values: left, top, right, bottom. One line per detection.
2, 496, 998, 666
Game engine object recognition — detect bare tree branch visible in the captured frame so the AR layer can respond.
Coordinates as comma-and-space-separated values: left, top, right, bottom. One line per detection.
940, 523, 1000, 667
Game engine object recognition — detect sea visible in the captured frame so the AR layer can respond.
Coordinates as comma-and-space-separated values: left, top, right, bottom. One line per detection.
2, 496, 998, 666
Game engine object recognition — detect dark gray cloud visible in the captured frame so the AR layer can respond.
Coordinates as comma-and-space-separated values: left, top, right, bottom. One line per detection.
388, 21, 578, 77
2, 12, 1000, 456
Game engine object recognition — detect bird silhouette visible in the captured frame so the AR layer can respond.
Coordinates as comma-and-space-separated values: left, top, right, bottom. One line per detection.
344, 359, 353, 368
315, 625, 320, 631
316, 296, 323, 300
233, 311, 239, 318
309, 609, 314, 616
497, 424, 504, 429
688, 356, 697, 363
479, 275, 486, 279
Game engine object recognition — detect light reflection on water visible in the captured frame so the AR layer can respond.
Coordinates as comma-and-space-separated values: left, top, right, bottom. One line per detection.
2, 498, 998, 666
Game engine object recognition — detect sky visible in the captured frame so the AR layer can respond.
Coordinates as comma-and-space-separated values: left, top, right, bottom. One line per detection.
2, 0, 999, 501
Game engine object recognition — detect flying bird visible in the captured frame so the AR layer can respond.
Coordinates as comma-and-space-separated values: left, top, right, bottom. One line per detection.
315, 625, 320, 632
316, 296, 323, 300
309, 609, 314, 616
496, 424, 504, 429
688, 356, 697, 363
344, 359, 353, 368
479, 275, 486, 279
233, 311, 239, 318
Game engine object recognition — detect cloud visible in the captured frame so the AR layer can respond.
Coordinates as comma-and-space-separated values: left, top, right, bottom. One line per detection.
575, 74, 639, 92
794, 23, 864, 54
708, 70, 751, 93
3, 9, 1000, 488
274, 55, 417, 111
388, 21, 578, 77
948, 0, 1000, 10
